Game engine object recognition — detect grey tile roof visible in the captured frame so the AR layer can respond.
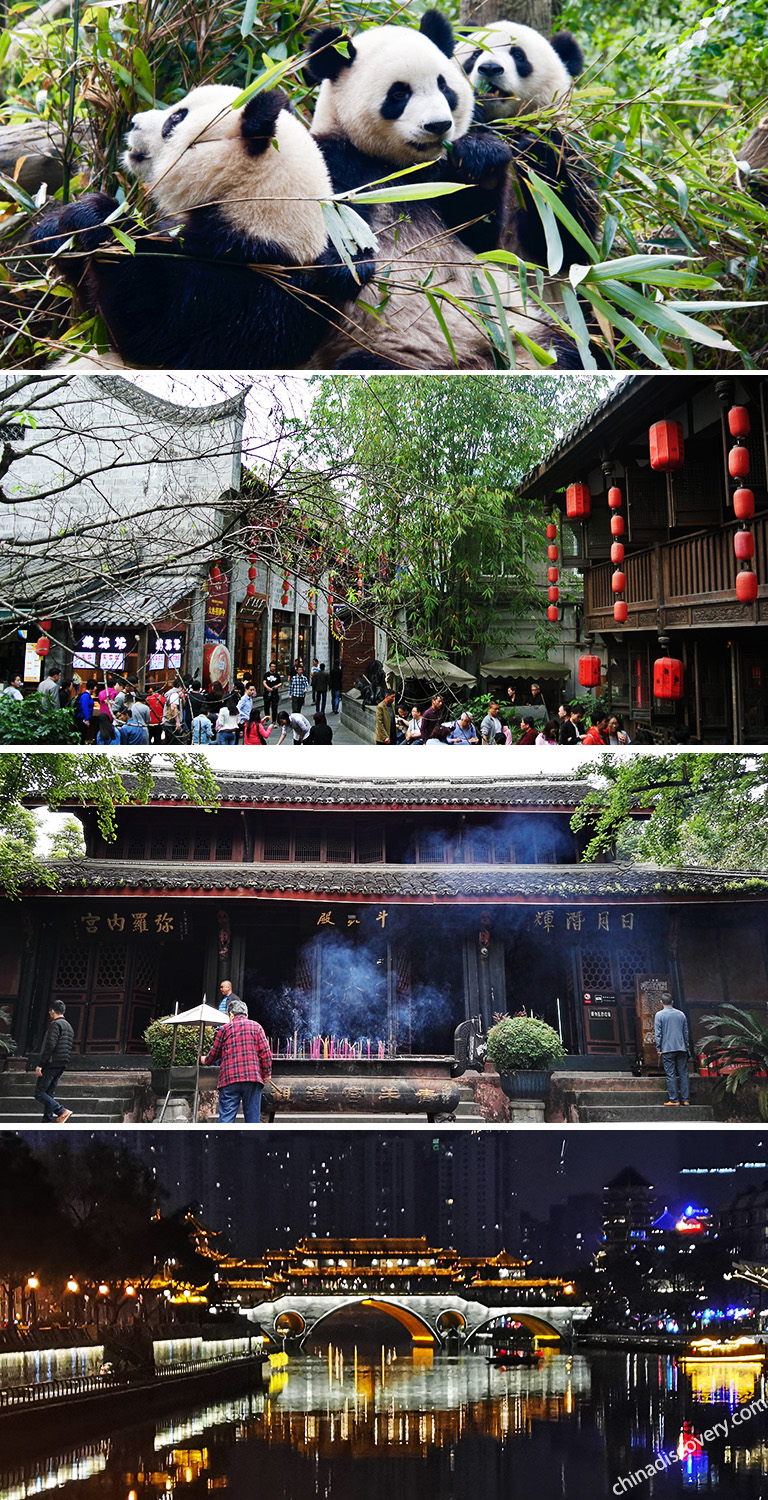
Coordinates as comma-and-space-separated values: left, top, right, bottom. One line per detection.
35, 859, 768, 901
133, 773, 590, 809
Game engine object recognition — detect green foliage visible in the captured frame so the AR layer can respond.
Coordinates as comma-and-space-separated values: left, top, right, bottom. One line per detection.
571, 752, 768, 868
287, 374, 610, 659
0, 697, 80, 745
698, 1004, 768, 1120
0, 1004, 17, 1059
0, 752, 220, 896
48, 816, 86, 859
144, 1019, 216, 1066
486, 1015, 566, 1072
0, 0, 765, 365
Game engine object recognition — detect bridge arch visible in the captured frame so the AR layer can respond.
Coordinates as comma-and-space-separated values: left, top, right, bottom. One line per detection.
274, 1311, 306, 1336
297, 1297, 437, 1349
465, 1311, 564, 1345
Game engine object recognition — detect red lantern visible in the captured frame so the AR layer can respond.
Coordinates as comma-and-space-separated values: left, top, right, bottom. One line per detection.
734, 530, 755, 561
548, 586, 559, 603
547, 567, 559, 584
733, 488, 755, 521
612, 571, 627, 593
610, 515, 625, 536
547, 604, 559, 622
35, 637, 50, 657
566, 482, 592, 520
736, 569, 759, 603
728, 406, 750, 438
546, 522, 558, 540
608, 486, 623, 510
611, 542, 625, 565
547, 544, 559, 561
578, 654, 601, 687
246, 583, 256, 597
210, 562, 221, 581
653, 657, 684, 699
649, 420, 684, 471
613, 601, 628, 624
729, 445, 750, 479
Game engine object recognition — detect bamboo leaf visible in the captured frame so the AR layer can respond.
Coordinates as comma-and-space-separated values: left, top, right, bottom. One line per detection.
526, 167, 599, 263
560, 283, 598, 369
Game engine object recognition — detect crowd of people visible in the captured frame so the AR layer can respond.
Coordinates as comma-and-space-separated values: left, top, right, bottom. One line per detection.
374, 683, 650, 748
0, 658, 343, 747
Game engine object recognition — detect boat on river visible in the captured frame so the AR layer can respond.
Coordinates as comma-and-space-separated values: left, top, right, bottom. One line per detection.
682, 1336, 765, 1362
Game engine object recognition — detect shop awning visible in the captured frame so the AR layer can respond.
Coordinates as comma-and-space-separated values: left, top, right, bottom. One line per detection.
480, 657, 570, 680
384, 655, 476, 686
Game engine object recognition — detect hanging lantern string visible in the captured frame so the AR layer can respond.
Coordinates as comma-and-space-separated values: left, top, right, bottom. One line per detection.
728, 405, 758, 604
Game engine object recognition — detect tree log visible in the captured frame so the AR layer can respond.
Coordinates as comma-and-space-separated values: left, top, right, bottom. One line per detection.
0, 120, 71, 194
459, 0, 553, 36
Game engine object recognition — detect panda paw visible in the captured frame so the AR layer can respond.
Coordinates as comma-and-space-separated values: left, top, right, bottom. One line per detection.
30, 193, 121, 255
449, 130, 513, 190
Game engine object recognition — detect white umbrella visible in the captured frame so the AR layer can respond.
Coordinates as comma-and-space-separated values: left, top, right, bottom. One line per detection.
158, 997, 228, 1123
162, 1003, 228, 1027
384, 655, 476, 686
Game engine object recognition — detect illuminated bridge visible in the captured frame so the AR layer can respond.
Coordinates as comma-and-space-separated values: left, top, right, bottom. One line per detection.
241, 1291, 591, 1348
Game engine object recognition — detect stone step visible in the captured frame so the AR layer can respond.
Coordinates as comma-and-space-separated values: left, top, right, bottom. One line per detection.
0, 1094, 129, 1119
578, 1104, 714, 1122
573, 1087, 711, 1108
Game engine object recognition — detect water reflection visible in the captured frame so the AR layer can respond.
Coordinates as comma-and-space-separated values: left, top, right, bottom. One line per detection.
3, 1350, 768, 1500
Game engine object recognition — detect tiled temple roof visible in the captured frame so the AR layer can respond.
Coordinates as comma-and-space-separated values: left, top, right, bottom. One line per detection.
122, 772, 591, 810
32, 859, 768, 901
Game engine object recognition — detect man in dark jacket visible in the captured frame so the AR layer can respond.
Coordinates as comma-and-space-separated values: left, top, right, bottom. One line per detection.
35, 1000, 74, 1123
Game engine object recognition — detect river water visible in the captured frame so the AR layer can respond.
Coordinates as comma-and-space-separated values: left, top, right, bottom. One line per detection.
3, 1349, 768, 1500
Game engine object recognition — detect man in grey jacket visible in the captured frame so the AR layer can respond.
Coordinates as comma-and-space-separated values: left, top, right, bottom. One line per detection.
654, 995, 691, 1105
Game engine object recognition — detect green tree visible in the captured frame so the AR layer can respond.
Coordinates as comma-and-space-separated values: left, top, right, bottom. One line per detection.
288, 374, 612, 659
571, 752, 768, 869
0, 752, 220, 896
48, 816, 85, 860
0, 1134, 70, 1320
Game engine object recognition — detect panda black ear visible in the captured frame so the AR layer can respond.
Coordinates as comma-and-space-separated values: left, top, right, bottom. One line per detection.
305, 26, 357, 83
240, 88, 289, 155
551, 30, 584, 78
419, 9, 455, 59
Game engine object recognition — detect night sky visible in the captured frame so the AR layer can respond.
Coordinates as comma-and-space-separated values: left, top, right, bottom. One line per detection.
11, 1129, 768, 1257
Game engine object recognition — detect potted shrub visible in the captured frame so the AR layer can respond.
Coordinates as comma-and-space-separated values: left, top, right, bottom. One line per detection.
144, 1018, 218, 1096
486, 1016, 566, 1100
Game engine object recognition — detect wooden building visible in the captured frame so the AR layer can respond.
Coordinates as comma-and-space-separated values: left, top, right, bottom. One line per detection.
520, 374, 768, 742
3, 771, 767, 1071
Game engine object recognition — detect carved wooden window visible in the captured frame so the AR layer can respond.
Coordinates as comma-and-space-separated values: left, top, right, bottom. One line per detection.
215, 833, 234, 860
172, 834, 189, 861
327, 830, 353, 863
264, 831, 290, 862
194, 833, 211, 861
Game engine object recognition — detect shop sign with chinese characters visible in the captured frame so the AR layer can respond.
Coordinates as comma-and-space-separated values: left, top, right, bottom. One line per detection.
316, 909, 389, 930
532, 909, 636, 932
80, 910, 177, 936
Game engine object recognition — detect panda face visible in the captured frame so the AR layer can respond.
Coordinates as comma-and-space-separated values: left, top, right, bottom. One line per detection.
455, 24, 582, 119
122, 86, 249, 199
310, 26, 474, 166
122, 84, 333, 264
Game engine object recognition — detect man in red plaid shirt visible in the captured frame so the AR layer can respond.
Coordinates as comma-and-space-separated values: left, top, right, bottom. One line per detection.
201, 1000, 272, 1123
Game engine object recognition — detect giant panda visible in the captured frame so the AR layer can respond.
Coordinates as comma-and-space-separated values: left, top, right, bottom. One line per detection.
304, 9, 578, 369
29, 85, 374, 369
455, 22, 599, 274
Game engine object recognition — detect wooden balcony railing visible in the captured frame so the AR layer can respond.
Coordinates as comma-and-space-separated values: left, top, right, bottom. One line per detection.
585, 515, 768, 621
